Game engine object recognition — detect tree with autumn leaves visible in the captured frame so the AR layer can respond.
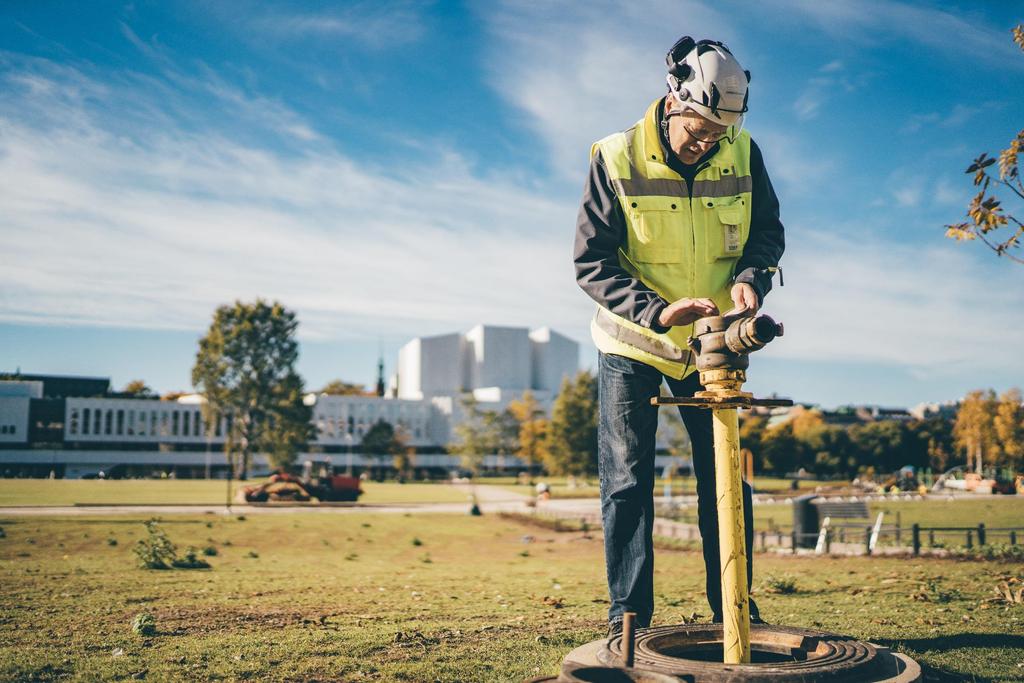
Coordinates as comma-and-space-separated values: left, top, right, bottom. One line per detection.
954, 388, 1024, 473
506, 390, 549, 479
946, 25, 1024, 263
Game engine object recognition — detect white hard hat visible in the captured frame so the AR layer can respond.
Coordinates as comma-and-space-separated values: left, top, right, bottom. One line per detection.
665, 37, 750, 130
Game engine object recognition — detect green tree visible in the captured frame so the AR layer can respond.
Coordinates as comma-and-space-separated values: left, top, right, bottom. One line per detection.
264, 382, 314, 472
738, 414, 768, 471
121, 380, 156, 398
483, 407, 520, 463
906, 417, 955, 474
760, 423, 802, 475
191, 300, 313, 479
994, 388, 1024, 470
393, 446, 415, 481
319, 379, 367, 396
849, 421, 907, 474
945, 25, 1024, 263
361, 420, 408, 475
449, 398, 519, 477
802, 425, 855, 478
450, 396, 489, 477
546, 371, 598, 477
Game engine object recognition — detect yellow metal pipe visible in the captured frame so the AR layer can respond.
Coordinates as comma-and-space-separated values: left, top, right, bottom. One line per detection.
711, 406, 751, 664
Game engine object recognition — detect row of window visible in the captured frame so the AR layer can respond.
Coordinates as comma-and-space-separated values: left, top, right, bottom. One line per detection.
315, 406, 425, 420
0, 424, 16, 435
315, 415, 425, 440
65, 405, 426, 442
67, 407, 224, 439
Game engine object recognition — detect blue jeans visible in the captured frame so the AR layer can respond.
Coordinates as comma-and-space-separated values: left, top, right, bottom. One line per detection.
598, 352, 759, 627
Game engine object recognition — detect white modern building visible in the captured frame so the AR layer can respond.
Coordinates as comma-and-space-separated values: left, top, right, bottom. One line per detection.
305, 394, 448, 447
530, 327, 580, 393
395, 332, 464, 400
396, 324, 579, 403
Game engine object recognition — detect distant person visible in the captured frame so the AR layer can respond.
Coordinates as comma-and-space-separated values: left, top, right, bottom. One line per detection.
574, 36, 785, 637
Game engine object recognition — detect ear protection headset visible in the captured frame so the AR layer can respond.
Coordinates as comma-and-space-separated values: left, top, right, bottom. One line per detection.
665, 36, 751, 119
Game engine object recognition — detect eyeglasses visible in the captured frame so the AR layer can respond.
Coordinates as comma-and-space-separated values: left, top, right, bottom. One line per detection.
682, 120, 730, 144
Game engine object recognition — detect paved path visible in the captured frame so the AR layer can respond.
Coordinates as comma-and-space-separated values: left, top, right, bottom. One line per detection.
0, 484, 539, 517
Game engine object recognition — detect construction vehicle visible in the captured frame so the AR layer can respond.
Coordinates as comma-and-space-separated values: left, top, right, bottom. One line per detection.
238, 457, 362, 503
932, 466, 999, 494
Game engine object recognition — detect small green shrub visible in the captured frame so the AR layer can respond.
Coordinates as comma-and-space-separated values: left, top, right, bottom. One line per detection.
975, 544, 1024, 562
202, 546, 218, 557
421, 553, 433, 564
246, 550, 259, 559
132, 612, 157, 636
411, 537, 423, 546
172, 547, 211, 569
763, 574, 799, 595
345, 552, 358, 561
133, 520, 177, 570
107, 537, 118, 546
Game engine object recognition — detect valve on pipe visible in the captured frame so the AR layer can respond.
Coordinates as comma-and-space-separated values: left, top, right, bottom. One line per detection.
689, 314, 784, 374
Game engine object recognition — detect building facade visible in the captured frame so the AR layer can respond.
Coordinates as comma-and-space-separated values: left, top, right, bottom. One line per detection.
0, 324, 582, 478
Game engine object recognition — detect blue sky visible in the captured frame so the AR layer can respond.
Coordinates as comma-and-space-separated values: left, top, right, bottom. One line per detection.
1, 1, 1022, 408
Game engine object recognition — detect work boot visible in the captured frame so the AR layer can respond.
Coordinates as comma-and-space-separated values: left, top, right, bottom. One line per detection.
607, 619, 623, 644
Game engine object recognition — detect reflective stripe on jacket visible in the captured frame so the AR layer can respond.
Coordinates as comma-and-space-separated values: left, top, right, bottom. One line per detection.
589, 98, 753, 379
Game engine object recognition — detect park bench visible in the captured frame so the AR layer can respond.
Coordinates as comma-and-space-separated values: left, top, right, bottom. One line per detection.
811, 498, 885, 554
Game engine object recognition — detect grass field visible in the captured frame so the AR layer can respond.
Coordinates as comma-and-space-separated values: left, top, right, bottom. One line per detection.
1, 512, 1022, 681
747, 497, 1024, 537
0, 480, 474, 507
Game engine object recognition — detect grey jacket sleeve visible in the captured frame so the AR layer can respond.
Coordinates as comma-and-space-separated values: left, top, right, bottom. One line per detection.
573, 150, 671, 333
733, 139, 786, 303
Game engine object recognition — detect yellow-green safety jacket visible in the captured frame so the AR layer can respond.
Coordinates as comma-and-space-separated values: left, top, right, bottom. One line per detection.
587, 98, 757, 379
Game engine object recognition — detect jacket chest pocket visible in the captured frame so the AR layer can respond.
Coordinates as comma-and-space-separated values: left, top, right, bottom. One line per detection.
703, 196, 748, 263
626, 197, 685, 264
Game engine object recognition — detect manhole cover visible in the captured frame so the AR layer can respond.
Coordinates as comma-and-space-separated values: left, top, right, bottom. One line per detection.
559, 624, 921, 682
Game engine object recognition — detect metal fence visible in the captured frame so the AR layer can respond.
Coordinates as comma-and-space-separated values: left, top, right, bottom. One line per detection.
525, 506, 1023, 557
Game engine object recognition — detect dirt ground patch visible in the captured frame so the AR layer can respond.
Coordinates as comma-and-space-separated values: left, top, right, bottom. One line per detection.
150, 605, 346, 635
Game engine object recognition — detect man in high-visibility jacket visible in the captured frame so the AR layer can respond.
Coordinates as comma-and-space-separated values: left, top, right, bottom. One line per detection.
573, 36, 785, 637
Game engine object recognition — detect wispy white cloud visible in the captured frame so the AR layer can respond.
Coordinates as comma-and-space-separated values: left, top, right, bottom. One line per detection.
773, 0, 1024, 70
481, 1, 840, 197
934, 177, 967, 207
792, 61, 864, 122
793, 89, 823, 121
901, 102, 1004, 134
243, 1, 427, 49
0, 54, 577, 344
480, 0, 734, 181
765, 226, 1024, 373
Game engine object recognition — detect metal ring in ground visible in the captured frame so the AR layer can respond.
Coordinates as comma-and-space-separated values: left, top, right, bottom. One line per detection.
560, 623, 921, 682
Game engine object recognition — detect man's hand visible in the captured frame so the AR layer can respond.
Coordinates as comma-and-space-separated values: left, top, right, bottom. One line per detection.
657, 297, 719, 328
729, 283, 759, 316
